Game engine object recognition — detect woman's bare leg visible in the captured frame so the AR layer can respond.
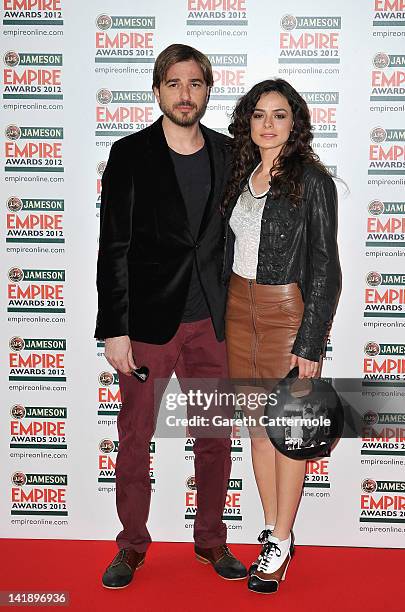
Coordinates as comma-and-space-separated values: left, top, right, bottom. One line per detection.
272, 450, 306, 540
250, 436, 277, 526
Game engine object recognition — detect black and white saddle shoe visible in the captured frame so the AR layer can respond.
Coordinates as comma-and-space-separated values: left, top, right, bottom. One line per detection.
248, 528, 295, 576
248, 534, 292, 594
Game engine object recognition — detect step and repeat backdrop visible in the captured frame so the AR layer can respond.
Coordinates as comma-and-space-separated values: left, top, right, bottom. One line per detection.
1, 0, 405, 548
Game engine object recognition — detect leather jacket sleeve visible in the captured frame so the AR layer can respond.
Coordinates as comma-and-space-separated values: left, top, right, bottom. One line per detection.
291, 173, 342, 362
95, 141, 134, 340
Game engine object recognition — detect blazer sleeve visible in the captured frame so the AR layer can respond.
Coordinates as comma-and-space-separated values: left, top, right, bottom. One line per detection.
94, 141, 134, 340
291, 173, 342, 362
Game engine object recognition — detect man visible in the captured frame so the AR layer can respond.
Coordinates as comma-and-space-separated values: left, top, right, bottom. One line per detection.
95, 44, 247, 589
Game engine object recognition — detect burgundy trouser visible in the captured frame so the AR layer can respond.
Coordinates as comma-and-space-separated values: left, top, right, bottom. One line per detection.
115, 317, 232, 553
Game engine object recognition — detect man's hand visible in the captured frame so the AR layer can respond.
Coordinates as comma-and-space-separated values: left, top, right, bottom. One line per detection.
105, 335, 136, 376
290, 354, 319, 379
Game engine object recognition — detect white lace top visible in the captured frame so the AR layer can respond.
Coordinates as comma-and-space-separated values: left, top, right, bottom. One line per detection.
229, 164, 269, 279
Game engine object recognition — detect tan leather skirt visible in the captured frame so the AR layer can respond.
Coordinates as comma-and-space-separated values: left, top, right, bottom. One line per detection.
225, 273, 304, 381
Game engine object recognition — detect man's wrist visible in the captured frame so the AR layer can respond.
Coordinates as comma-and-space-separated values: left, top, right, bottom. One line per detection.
105, 335, 129, 341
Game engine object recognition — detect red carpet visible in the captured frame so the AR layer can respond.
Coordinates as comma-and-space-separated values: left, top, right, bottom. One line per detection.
2, 540, 404, 611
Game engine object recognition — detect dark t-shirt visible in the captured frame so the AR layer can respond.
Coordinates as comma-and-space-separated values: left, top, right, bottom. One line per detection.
169, 144, 211, 322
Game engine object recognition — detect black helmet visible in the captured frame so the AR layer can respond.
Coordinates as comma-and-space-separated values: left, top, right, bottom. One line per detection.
265, 367, 344, 460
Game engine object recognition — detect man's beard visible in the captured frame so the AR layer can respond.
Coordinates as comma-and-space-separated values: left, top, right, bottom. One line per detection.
159, 99, 207, 127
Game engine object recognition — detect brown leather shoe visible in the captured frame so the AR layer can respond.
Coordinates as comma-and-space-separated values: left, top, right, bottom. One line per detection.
195, 544, 247, 580
102, 548, 145, 589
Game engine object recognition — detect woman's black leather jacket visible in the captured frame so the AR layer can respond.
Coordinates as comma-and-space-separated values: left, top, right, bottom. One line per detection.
222, 164, 342, 362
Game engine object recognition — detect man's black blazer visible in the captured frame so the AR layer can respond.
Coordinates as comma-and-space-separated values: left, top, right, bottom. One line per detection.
95, 116, 231, 344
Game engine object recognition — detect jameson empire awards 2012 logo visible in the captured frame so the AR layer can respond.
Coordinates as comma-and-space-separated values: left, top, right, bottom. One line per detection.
185, 477, 243, 524
369, 126, 405, 174
11, 471, 68, 516
8, 336, 66, 382
360, 478, 405, 523
206, 54, 247, 101
366, 200, 405, 247
373, 1, 405, 29
371, 53, 405, 102
186, 0, 248, 26
6, 196, 65, 244
363, 341, 405, 384
7, 267, 65, 313
2, 51, 63, 101
95, 89, 154, 137
4, 125, 64, 173
10, 404, 67, 450
278, 14, 341, 64
300, 91, 339, 140
2, 0, 63, 26
98, 371, 121, 416
361, 408, 405, 456
364, 272, 405, 318
95, 15, 156, 63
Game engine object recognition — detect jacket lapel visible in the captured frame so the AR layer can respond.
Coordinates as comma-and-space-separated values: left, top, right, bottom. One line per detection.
197, 125, 226, 240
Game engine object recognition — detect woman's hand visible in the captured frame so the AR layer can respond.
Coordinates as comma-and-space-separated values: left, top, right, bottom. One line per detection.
290, 354, 319, 379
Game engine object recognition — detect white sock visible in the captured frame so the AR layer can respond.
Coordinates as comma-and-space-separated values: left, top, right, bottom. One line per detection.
276, 534, 291, 556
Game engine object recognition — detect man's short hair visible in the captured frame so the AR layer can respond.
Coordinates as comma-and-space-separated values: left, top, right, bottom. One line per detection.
152, 43, 213, 89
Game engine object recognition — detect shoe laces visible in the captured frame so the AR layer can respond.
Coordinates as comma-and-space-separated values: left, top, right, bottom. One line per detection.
219, 544, 234, 559
111, 549, 127, 567
257, 541, 281, 572
257, 528, 272, 544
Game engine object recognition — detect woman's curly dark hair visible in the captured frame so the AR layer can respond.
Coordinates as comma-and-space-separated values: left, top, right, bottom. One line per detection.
222, 78, 330, 211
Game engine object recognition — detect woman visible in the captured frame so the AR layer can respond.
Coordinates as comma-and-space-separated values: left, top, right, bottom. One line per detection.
222, 79, 341, 594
